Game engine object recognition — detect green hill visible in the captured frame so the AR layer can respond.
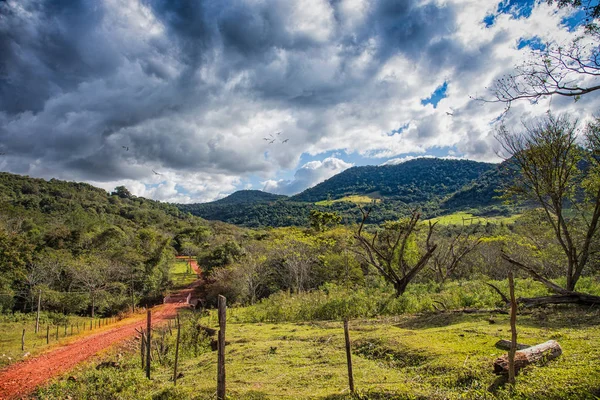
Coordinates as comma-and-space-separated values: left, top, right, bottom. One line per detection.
210, 190, 287, 205
440, 160, 515, 212
290, 158, 496, 203
0, 172, 210, 315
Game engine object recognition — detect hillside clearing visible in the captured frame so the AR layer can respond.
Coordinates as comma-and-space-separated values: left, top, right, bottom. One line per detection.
426, 212, 521, 226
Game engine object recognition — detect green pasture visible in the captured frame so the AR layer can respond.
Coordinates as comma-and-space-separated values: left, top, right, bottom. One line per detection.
38, 306, 600, 399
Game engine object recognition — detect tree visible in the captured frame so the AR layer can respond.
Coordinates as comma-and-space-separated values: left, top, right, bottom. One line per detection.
489, 1, 600, 109
112, 185, 133, 199
429, 228, 482, 284
354, 210, 437, 297
496, 113, 600, 301
309, 210, 342, 232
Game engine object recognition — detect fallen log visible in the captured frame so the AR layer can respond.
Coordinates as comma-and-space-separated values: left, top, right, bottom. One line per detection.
493, 340, 562, 375
494, 339, 530, 351
518, 293, 600, 307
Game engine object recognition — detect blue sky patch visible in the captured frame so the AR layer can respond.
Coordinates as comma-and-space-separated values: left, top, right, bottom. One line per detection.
483, 13, 496, 27
497, 0, 535, 19
517, 36, 546, 51
561, 8, 588, 31
421, 81, 448, 108
387, 123, 410, 136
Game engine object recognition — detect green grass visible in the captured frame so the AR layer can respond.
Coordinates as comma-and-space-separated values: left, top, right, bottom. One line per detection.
0, 313, 116, 368
316, 195, 381, 207
170, 259, 198, 290
426, 212, 521, 226
37, 307, 600, 399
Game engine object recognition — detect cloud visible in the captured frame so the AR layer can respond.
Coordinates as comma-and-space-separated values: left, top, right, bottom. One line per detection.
0, 0, 597, 202
263, 157, 353, 195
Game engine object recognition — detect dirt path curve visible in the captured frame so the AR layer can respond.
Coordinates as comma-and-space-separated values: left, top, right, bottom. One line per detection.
0, 260, 203, 400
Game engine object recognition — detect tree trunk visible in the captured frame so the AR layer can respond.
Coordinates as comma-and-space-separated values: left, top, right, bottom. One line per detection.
493, 340, 562, 375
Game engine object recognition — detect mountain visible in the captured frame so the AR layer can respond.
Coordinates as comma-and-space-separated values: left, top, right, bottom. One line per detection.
176, 190, 304, 228
209, 190, 287, 205
291, 158, 496, 203
180, 158, 501, 227
440, 161, 513, 211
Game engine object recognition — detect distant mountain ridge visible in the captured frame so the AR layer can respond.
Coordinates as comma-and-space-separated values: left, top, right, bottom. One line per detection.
210, 190, 287, 205
179, 158, 506, 227
291, 158, 496, 202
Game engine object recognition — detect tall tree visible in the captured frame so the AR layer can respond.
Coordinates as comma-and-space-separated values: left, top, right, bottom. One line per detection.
497, 113, 600, 297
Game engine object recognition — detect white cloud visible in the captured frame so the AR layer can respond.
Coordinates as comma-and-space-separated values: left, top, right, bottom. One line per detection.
263, 157, 353, 195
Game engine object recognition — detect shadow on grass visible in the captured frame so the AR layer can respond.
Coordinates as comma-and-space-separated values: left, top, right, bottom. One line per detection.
515, 304, 600, 330
393, 312, 472, 330
322, 390, 426, 400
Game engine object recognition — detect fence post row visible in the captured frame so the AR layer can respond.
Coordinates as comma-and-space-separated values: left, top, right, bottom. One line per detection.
217, 295, 227, 400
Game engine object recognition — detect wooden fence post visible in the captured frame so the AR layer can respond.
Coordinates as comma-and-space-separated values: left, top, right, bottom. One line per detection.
35, 289, 41, 334
140, 329, 146, 370
46, 325, 49, 344
55, 326, 59, 341
173, 314, 181, 385
508, 272, 517, 386
217, 295, 227, 400
64, 324, 67, 336
21, 329, 25, 351
146, 310, 152, 379
343, 319, 355, 393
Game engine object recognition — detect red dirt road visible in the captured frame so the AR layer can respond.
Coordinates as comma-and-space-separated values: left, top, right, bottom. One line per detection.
0, 260, 203, 400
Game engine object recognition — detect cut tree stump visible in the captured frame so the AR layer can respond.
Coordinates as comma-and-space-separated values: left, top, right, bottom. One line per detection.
493, 340, 562, 375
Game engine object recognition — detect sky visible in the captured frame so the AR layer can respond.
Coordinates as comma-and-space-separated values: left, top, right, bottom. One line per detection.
0, 0, 598, 203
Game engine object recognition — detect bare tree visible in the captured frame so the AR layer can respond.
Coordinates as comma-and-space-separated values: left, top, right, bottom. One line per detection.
241, 243, 271, 304
429, 230, 482, 284
280, 239, 316, 294
486, 1, 600, 110
354, 209, 437, 297
497, 113, 600, 303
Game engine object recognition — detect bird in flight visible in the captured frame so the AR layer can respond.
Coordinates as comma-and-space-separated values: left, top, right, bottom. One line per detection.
152, 170, 162, 176
264, 132, 287, 144
122, 146, 129, 151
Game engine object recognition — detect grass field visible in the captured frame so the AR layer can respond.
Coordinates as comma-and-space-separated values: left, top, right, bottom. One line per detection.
38, 306, 600, 399
426, 212, 521, 226
0, 314, 120, 368
316, 195, 381, 207
170, 259, 198, 290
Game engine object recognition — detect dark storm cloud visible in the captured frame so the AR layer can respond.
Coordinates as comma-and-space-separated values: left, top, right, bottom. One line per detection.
370, 1, 456, 60
1, 0, 570, 198
0, 0, 120, 114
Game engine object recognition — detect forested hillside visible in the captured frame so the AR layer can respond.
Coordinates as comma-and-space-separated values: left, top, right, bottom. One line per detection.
0, 173, 210, 316
441, 161, 513, 212
179, 158, 503, 227
291, 158, 495, 202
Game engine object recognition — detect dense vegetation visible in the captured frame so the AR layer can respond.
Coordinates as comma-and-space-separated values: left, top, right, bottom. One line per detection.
0, 173, 211, 316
